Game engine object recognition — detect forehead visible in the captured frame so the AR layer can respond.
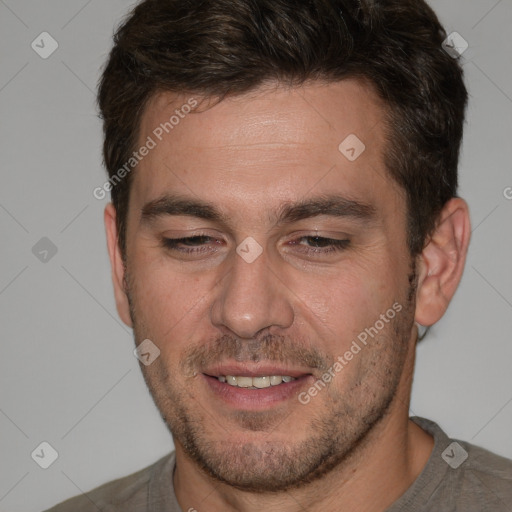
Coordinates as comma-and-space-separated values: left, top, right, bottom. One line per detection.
140, 80, 384, 152
131, 80, 402, 226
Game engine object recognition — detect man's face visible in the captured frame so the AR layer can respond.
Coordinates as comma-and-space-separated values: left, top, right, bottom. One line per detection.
117, 80, 418, 491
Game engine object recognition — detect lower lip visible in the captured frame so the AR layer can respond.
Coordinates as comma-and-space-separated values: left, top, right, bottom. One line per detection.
202, 374, 313, 409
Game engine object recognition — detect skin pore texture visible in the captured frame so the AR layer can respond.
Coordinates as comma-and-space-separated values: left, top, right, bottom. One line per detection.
105, 80, 471, 512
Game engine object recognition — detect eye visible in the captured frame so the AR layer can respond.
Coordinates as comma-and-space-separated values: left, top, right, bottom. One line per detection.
161, 235, 221, 255
290, 236, 350, 255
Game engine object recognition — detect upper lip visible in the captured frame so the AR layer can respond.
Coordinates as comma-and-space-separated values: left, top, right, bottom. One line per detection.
203, 363, 312, 378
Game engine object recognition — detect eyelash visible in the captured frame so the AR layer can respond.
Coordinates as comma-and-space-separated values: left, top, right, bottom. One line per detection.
161, 235, 350, 256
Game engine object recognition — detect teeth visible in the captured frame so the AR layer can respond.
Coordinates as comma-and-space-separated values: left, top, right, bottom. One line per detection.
253, 376, 270, 388
219, 375, 297, 388
237, 376, 252, 388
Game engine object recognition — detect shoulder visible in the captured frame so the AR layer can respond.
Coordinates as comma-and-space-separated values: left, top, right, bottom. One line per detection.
43, 452, 174, 512
456, 440, 512, 506
412, 417, 512, 511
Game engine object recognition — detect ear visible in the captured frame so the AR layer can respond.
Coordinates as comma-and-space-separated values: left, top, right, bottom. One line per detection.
415, 198, 471, 326
104, 203, 133, 327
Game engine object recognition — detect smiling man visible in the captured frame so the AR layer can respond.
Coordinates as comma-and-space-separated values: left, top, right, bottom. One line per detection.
46, 1, 512, 511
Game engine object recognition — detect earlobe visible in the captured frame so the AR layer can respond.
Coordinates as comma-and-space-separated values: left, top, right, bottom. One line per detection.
104, 203, 133, 327
414, 198, 471, 327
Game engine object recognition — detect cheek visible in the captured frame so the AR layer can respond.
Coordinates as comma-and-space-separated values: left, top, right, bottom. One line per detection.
129, 250, 216, 343
294, 257, 403, 350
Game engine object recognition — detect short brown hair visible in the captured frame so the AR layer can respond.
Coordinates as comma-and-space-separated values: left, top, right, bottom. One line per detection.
98, 0, 468, 258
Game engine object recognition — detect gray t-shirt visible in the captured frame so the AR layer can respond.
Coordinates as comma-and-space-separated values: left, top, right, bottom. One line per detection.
44, 417, 512, 511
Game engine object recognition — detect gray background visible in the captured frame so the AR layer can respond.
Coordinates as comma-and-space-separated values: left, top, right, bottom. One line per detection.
1, 1, 511, 511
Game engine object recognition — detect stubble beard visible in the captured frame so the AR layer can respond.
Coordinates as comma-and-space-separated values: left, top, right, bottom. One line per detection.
125, 266, 417, 493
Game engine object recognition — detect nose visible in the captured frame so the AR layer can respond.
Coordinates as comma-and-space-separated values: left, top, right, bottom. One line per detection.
210, 244, 294, 339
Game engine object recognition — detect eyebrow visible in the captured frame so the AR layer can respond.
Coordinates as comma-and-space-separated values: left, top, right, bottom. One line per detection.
140, 193, 377, 227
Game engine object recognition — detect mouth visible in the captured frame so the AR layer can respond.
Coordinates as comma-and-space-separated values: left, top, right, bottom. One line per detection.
216, 374, 296, 388
201, 365, 314, 409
